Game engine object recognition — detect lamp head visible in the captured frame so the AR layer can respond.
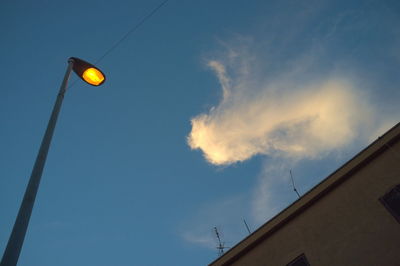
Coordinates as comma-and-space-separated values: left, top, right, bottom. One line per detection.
69, 57, 106, 86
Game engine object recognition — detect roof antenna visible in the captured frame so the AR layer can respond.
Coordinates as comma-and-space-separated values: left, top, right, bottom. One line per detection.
214, 227, 228, 256
243, 219, 251, 235
290, 169, 301, 198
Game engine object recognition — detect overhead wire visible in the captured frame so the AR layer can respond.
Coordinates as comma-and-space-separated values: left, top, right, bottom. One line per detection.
67, 0, 170, 90
95, 0, 170, 65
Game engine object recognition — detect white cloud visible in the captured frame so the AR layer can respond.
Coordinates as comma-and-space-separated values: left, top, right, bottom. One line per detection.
184, 37, 400, 249
184, 0, 400, 250
185, 43, 398, 234
187, 52, 372, 166
251, 160, 289, 224
208, 60, 231, 100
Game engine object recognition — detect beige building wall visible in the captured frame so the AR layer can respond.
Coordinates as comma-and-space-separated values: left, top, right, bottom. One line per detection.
211, 124, 400, 266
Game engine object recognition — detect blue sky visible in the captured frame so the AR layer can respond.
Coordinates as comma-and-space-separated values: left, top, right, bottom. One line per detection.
1, 0, 399, 265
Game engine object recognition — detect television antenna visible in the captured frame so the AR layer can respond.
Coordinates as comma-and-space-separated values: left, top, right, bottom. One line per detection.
214, 227, 228, 256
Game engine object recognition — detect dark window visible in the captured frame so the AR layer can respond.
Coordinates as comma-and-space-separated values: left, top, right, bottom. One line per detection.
380, 184, 400, 223
287, 254, 310, 266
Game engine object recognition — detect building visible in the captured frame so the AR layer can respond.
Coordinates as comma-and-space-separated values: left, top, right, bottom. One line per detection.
209, 122, 400, 266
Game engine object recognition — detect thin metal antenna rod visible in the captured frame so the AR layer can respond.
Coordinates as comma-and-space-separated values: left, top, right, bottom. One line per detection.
290, 169, 301, 199
243, 219, 251, 235
0, 61, 74, 266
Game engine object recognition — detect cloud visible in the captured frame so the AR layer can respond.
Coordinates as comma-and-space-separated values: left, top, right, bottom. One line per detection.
182, 231, 215, 249
185, 40, 394, 232
208, 60, 231, 100
184, 0, 400, 249
187, 52, 372, 165
186, 0, 400, 167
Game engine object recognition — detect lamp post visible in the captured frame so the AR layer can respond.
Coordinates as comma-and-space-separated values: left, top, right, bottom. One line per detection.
1, 57, 106, 266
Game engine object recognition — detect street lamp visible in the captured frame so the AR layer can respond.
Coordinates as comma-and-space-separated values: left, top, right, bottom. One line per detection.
0, 57, 106, 266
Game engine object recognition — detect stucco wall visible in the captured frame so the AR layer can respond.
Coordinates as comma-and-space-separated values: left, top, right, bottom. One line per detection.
228, 140, 400, 266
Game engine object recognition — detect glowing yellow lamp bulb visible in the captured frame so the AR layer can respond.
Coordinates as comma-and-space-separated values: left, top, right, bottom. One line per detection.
82, 67, 105, 86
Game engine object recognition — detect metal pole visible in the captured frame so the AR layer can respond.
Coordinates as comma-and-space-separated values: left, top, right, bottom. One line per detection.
1, 59, 74, 266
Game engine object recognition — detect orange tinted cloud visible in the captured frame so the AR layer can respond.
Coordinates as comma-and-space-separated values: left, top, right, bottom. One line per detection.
188, 58, 370, 165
